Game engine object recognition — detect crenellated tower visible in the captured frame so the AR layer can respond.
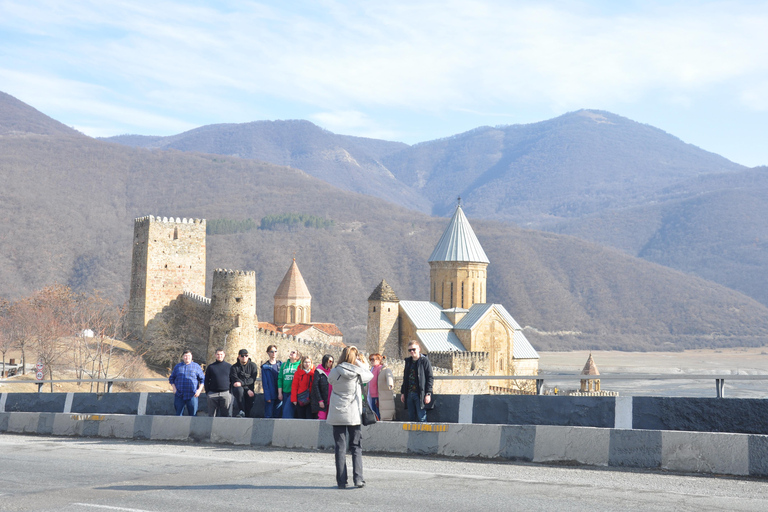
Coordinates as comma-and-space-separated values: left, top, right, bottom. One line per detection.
127, 215, 206, 338
428, 204, 489, 310
208, 269, 258, 363
273, 258, 312, 324
366, 280, 400, 359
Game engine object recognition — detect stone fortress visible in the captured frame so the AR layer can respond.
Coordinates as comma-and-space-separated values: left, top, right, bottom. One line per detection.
367, 203, 540, 394
126, 215, 344, 368
127, 206, 540, 395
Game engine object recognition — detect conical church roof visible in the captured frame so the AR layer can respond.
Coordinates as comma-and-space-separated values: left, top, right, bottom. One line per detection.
274, 259, 312, 300
368, 279, 399, 302
581, 353, 600, 375
428, 204, 490, 263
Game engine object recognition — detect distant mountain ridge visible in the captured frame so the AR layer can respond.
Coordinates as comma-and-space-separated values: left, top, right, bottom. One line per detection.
2, 90, 768, 351
102, 109, 768, 313
0, 91, 82, 137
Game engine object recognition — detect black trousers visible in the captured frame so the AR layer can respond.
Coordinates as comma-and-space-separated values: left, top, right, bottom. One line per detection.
231, 386, 254, 417
333, 425, 363, 487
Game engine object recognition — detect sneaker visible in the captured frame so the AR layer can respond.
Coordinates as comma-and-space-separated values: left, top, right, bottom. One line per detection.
238, 410, 245, 418
354, 481, 365, 488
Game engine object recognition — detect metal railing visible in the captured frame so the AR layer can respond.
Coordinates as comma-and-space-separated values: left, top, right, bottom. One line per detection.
434, 373, 768, 398
3, 373, 768, 397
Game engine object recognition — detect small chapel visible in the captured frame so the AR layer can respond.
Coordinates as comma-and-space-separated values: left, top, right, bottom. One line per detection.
365, 203, 539, 393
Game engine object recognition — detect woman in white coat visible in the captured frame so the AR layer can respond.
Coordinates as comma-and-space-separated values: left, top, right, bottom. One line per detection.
326, 346, 373, 489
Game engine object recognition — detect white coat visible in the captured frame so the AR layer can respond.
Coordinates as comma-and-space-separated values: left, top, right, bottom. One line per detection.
326, 361, 373, 426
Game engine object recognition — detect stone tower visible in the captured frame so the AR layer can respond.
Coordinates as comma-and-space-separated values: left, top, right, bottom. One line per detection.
428, 204, 489, 310
273, 259, 312, 324
208, 269, 258, 363
127, 216, 206, 339
366, 280, 400, 359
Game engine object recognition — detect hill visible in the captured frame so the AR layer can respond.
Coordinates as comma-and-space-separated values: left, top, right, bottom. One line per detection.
3, 92, 768, 351
103, 109, 768, 314
0, 91, 82, 137
102, 119, 427, 212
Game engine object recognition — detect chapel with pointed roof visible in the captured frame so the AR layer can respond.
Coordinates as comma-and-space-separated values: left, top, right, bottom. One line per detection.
366, 202, 539, 394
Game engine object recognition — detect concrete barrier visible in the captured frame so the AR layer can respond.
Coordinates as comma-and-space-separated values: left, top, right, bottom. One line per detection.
0, 411, 766, 478
3, 392, 768, 435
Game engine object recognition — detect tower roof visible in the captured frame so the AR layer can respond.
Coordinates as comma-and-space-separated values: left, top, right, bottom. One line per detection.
581, 353, 600, 375
428, 205, 490, 264
274, 259, 312, 300
368, 279, 399, 302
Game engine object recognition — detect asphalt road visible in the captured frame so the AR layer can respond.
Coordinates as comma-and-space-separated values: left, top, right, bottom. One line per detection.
1, 434, 766, 511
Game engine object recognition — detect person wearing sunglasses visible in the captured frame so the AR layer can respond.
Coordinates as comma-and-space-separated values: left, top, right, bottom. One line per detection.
261, 345, 282, 418
230, 349, 258, 418
399, 340, 434, 422
277, 349, 301, 419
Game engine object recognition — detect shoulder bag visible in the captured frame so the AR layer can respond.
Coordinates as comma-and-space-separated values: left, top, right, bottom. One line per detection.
358, 375, 377, 426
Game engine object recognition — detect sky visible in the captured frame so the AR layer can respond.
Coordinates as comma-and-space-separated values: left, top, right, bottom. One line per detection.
1, 0, 768, 166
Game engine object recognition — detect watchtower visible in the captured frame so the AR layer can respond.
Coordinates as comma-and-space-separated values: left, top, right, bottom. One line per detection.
366, 279, 400, 359
127, 216, 206, 339
208, 269, 258, 363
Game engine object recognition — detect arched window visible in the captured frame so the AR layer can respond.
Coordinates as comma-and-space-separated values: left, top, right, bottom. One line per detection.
290, 307, 295, 324
461, 282, 465, 308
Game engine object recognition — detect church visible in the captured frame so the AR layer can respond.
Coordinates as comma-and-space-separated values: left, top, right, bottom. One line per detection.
366, 204, 539, 393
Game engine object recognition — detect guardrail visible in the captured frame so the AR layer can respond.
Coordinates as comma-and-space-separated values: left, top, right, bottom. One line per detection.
436, 374, 768, 397
3, 373, 767, 397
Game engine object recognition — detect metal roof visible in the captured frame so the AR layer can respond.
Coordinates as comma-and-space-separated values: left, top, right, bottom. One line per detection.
428, 205, 490, 263
399, 300, 455, 329
513, 330, 539, 360
454, 303, 522, 331
417, 331, 466, 352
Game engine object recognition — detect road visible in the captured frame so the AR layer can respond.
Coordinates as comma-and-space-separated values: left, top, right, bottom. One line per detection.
0, 433, 766, 511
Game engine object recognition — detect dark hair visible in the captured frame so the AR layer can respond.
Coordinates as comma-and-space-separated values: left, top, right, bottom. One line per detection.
215, 348, 225, 353
182, 349, 193, 357
266, 344, 277, 353
322, 354, 333, 367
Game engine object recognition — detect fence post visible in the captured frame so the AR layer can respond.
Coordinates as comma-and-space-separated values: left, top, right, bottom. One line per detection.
107, 381, 114, 393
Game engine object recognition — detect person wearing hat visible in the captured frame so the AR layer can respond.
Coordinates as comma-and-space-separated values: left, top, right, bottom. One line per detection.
230, 348, 258, 417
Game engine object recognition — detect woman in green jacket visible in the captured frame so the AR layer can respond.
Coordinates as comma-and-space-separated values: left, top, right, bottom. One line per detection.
277, 348, 301, 418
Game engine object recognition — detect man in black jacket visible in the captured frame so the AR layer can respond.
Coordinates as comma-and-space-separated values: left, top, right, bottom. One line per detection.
204, 348, 232, 417
230, 348, 258, 417
399, 340, 434, 422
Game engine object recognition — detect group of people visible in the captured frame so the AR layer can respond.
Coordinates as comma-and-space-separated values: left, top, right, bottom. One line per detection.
168, 340, 435, 489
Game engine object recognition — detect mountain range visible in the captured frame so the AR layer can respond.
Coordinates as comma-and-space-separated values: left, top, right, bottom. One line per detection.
104, 109, 768, 309
2, 90, 768, 351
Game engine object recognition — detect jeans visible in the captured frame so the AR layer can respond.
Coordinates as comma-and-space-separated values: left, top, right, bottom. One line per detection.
264, 398, 282, 419
231, 386, 254, 417
371, 398, 380, 420
174, 394, 198, 416
333, 425, 363, 487
282, 396, 296, 419
206, 391, 231, 417
407, 392, 426, 422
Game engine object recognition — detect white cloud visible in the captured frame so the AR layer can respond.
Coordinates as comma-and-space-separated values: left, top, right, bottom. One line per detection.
1, 0, 768, 138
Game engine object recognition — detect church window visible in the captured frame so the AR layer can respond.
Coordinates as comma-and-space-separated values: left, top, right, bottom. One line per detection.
461, 282, 465, 308
290, 307, 295, 323
235, 315, 241, 327
472, 282, 476, 304
173, 227, 178, 240
450, 282, 453, 306
441, 282, 444, 305
373, 306, 376, 312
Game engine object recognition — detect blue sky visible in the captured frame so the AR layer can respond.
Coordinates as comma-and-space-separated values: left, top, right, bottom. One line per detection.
2, 0, 767, 166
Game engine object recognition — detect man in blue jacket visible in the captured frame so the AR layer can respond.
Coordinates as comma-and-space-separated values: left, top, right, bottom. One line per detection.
169, 350, 205, 416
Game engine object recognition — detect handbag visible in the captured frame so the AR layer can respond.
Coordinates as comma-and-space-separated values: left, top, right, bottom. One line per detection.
358, 375, 377, 426
297, 389, 310, 407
